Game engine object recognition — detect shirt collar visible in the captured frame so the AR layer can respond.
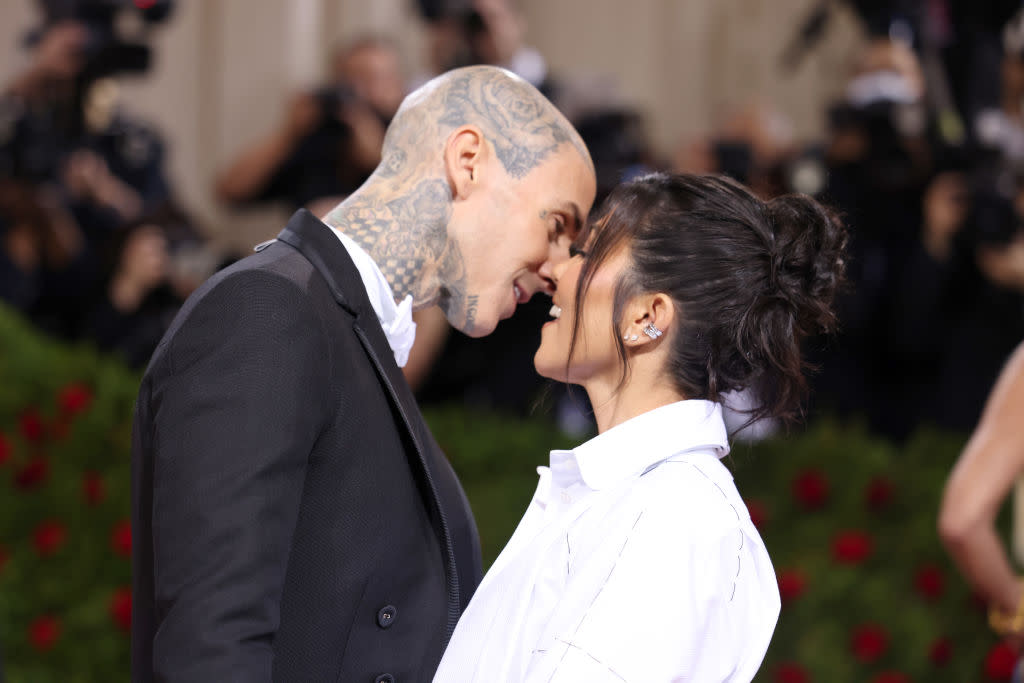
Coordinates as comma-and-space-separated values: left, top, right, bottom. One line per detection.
555, 400, 729, 491
330, 226, 417, 367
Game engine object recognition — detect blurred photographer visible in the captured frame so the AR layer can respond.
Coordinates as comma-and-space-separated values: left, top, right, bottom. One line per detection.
0, 1, 175, 325
215, 36, 406, 211
1, 1, 173, 218
0, 179, 86, 332
85, 203, 207, 368
805, 35, 941, 435
413, 0, 558, 102
889, 10, 1024, 433
671, 101, 819, 201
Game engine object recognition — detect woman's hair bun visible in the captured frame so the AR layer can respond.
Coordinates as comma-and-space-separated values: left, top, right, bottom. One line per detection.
766, 193, 847, 336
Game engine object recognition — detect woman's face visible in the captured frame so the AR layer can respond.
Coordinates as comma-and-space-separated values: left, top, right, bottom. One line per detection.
534, 241, 632, 386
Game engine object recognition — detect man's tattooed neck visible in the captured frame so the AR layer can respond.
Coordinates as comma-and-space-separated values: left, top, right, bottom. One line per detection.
323, 177, 451, 305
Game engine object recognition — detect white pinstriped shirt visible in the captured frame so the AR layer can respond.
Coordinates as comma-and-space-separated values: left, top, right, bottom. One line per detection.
434, 400, 780, 682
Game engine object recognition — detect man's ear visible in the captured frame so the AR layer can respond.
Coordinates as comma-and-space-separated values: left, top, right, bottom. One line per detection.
445, 125, 486, 200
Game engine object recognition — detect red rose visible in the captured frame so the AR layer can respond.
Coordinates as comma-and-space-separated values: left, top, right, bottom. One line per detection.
792, 469, 829, 510
58, 382, 93, 416
0, 432, 11, 465
914, 565, 945, 601
929, 637, 953, 666
14, 457, 49, 490
871, 672, 911, 683
19, 409, 45, 442
110, 587, 132, 632
775, 662, 810, 683
112, 520, 132, 557
833, 530, 874, 564
34, 520, 67, 556
778, 569, 807, 604
746, 499, 768, 530
985, 641, 1017, 680
83, 472, 106, 506
851, 623, 889, 663
29, 615, 60, 651
865, 476, 894, 510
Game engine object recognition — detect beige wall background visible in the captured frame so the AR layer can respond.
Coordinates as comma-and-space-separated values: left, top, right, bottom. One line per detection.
0, 0, 864, 252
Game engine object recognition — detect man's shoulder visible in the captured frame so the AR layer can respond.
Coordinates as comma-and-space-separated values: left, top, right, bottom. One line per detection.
145, 244, 339, 374
180, 250, 306, 317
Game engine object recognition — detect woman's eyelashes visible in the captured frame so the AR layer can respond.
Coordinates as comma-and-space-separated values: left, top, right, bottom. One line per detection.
569, 244, 588, 259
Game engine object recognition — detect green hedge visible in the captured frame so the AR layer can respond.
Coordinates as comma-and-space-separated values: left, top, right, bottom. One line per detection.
0, 304, 1013, 682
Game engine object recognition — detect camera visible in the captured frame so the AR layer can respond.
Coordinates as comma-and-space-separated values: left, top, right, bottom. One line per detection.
313, 84, 360, 122
827, 97, 928, 193
0, 1, 174, 182
28, 0, 175, 80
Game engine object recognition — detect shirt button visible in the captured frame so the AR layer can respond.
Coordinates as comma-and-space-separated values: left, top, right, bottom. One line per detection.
374, 675, 395, 683
377, 605, 397, 629
560, 490, 572, 504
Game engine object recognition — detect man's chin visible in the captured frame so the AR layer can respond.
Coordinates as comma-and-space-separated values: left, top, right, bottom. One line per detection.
438, 296, 496, 338
459, 319, 497, 338
444, 310, 497, 338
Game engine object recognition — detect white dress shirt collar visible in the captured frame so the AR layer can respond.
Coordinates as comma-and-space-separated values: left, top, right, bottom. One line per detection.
330, 227, 417, 367
564, 400, 730, 491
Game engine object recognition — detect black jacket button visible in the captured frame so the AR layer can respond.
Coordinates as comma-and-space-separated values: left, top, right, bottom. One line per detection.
376, 605, 397, 629
374, 675, 395, 683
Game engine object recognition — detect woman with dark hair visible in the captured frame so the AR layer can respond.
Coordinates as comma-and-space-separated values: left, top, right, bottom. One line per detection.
434, 172, 847, 682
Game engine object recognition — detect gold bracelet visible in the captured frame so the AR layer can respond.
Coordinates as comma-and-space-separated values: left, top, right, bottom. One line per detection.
989, 578, 1024, 636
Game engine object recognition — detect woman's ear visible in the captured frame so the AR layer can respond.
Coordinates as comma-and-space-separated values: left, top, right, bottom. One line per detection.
445, 125, 486, 200
621, 293, 675, 345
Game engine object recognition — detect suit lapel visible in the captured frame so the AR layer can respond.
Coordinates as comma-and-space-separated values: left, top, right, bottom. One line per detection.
275, 210, 462, 631
274, 210, 432, 456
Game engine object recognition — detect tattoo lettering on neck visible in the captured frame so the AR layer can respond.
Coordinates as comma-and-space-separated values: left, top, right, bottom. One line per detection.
465, 295, 480, 331
324, 177, 451, 302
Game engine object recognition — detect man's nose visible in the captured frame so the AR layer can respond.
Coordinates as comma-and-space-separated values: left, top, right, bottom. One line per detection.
519, 271, 555, 298
550, 257, 568, 283
538, 241, 571, 286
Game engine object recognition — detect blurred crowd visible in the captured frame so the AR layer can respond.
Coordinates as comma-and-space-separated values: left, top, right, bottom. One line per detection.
2, 0, 1023, 441
0, 0, 212, 369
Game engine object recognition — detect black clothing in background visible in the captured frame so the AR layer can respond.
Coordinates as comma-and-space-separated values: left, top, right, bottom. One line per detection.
85, 284, 181, 369
255, 115, 380, 210
416, 295, 554, 416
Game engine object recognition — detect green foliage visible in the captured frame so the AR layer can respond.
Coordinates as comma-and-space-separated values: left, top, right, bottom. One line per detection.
731, 421, 1011, 682
0, 306, 137, 682
423, 406, 580, 567
0, 303, 1011, 682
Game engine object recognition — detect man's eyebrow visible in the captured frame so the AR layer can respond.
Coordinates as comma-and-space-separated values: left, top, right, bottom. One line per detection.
561, 202, 585, 235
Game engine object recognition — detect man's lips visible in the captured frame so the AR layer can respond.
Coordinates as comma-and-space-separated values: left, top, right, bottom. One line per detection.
513, 281, 530, 304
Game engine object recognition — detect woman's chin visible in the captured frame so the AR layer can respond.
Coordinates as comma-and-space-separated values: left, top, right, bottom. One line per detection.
533, 350, 565, 383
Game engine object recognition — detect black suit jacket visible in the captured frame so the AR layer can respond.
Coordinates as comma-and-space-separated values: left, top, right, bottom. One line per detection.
131, 209, 482, 682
